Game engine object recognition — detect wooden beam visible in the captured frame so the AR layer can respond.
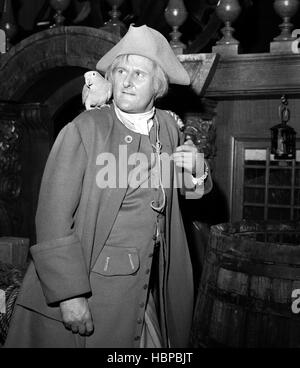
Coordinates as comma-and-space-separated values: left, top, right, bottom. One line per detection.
205, 53, 300, 98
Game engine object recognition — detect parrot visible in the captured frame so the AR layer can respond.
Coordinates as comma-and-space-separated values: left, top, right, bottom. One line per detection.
82, 71, 112, 110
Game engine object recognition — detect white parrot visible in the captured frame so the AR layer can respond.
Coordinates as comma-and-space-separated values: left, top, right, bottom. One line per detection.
82, 71, 112, 110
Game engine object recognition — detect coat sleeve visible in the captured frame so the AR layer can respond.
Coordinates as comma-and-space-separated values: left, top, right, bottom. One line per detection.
30, 122, 91, 305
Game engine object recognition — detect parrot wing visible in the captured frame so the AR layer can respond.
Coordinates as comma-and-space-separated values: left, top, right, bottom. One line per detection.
82, 84, 89, 105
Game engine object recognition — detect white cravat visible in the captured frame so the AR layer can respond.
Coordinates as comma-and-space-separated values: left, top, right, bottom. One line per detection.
114, 102, 155, 135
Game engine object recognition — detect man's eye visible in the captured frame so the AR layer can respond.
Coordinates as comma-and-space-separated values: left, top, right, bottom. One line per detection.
117, 68, 124, 74
135, 71, 143, 78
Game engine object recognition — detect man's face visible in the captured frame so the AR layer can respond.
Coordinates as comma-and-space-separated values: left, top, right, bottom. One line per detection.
112, 55, 155, 114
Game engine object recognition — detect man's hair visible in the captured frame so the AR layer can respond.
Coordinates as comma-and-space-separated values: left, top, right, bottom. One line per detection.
105, 54, 169, 100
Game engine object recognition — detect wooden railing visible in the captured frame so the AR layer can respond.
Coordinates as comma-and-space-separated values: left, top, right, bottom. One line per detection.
0, 0, 300, 57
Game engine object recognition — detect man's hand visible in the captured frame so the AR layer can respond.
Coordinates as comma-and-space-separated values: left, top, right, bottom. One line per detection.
60, 297, 94, 336
173, 139, 199, 175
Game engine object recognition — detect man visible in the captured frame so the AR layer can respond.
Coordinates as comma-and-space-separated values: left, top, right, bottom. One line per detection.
5, 25, 212, 348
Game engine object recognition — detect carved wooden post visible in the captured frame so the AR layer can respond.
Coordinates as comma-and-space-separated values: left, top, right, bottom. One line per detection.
0, 102, 51, 242
19, 103, 52, 244
165, 0, 188, 55
212, 0, 241, 56
0, 0, 18, 51
49, 0, 71, 27
270, 0, 300, 54
102, 0, 127, 37
178, 53, 219, 168
183, 113, 217, 166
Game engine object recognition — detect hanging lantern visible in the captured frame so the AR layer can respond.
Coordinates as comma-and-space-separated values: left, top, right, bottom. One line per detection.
270, 95, 296, 160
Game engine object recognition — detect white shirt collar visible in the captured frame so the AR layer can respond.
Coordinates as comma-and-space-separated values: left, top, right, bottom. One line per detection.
113, 101, 155, 136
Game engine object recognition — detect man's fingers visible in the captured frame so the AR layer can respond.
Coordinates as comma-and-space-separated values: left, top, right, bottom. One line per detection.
77, 320, 93, 336
78, 323, 87, 336
63, 322, 72, 331
175, 146, 196, 153
60, 297, 93, 336
173, 152, 194, 159
184, 139, 194, 146
71, 325, 79, 334
63, 320, 93, 336
174, 159, 194, 165
174, 162, 194, 171
173, 153, 195, 162
85, 320, 94, 336
175, 141, 197, 153
173, 153, 195, 165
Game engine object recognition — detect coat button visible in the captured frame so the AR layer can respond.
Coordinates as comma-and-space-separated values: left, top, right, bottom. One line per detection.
149, 253, 153, 257
134, 336, 140, 341
125, 135, 133, 143
139, 302, 145, 308
145, 268, 150, 274
137, 318, 143, 324
143, 284, 148, 290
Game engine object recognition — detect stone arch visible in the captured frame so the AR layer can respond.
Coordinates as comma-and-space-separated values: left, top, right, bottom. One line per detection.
0, 27, 119, 242
0, 26, 119, 126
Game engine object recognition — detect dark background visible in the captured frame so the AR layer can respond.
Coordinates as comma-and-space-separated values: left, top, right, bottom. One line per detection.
3, 0, 300, 54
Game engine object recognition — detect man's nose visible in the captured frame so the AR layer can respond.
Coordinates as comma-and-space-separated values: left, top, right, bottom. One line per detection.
123, 73, 133, 88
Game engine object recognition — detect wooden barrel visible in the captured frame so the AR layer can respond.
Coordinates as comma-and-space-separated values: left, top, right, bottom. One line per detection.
190, 221, 300, 348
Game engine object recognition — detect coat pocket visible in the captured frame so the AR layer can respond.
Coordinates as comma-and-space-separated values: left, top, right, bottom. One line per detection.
91, 246, 140, 276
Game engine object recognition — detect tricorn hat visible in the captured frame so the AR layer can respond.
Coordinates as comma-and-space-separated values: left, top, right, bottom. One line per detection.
96, 25, 190, 86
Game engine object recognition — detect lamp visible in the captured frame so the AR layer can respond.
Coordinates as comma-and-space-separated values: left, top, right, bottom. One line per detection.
270, 95, 296, 160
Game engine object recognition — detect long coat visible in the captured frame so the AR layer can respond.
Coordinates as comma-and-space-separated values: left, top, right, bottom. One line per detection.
5, 106, 212, 348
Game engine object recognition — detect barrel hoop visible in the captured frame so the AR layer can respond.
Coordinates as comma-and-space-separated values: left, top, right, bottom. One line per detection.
199, 283, 298, 318
207, 249, 300, 280
211, 221, 300, 237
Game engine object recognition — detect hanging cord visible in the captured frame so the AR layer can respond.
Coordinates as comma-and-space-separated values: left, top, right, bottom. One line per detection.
150, 117, 166, 213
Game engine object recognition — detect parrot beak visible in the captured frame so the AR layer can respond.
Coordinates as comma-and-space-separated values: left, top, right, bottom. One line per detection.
85, 78, 92, 88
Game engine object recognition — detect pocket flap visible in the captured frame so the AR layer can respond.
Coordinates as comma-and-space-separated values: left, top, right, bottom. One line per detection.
92, 246, 139, 276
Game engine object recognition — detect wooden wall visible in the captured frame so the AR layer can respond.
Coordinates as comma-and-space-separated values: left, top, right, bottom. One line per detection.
205, 53, 300, 222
